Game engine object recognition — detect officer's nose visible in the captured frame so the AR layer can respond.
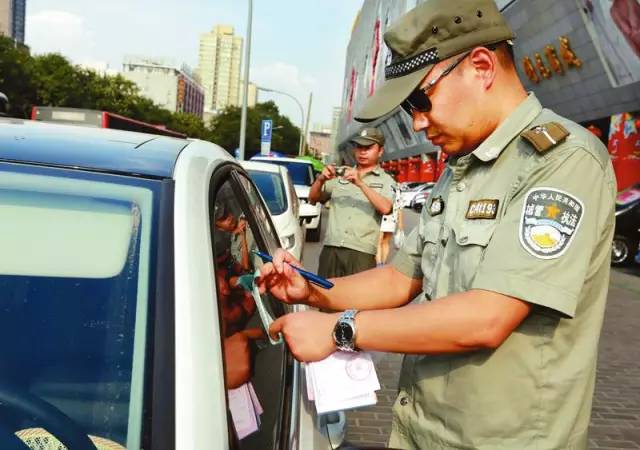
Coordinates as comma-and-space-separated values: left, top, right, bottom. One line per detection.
412, 110, 430, 132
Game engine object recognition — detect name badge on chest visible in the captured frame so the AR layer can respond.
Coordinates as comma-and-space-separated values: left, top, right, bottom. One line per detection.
466, 199, 499, 220
429, 196, 445, 216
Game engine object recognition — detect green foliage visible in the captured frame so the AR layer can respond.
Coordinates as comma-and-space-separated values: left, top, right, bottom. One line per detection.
0, 36, 300, 149
210, 101, 300, 158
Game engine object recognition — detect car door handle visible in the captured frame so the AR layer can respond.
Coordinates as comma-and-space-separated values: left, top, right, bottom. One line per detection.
237, 271, 283, 345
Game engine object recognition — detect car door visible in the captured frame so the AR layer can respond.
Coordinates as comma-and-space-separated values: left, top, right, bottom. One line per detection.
209, 163, 301, 450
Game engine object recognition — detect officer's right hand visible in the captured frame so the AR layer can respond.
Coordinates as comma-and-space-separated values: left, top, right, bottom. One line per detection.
257, 249, 311, 305
320, 164, 336, 181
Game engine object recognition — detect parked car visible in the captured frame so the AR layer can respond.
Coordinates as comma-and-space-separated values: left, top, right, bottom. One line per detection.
612, 184, 640, 266
242, 161, 305, 260
400, 182, 435, 208
0, 119, 374, 450
408, 183, 436, 211
251, 156, 323, 242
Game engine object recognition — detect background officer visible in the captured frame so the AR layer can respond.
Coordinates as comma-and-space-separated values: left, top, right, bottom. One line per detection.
259, 0, 616, 449
309, 127, 395, 278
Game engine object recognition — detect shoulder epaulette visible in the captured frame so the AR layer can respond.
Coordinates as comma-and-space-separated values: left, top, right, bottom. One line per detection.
520, 122, 570, 153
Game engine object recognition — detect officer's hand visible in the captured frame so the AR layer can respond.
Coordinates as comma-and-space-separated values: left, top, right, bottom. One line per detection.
343, 167, 363, 187
257, 249, 311, 305
320, 165, 336, 181
269, 311, 338, 362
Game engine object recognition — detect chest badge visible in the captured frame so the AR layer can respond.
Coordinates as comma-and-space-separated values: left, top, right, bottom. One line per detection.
466, 199, 499, 220
429, 196, 445, 216
519, 187, 584, 259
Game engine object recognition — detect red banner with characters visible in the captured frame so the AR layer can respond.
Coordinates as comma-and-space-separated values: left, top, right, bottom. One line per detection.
608, 112, 640, 191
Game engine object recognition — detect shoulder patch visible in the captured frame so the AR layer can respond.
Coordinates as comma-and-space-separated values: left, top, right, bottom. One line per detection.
521, 122, 570, 153
519, 187, 584, 259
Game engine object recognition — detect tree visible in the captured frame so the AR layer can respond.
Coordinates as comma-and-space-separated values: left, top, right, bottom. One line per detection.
0, 37, 36, 117
210, 101, 300, 158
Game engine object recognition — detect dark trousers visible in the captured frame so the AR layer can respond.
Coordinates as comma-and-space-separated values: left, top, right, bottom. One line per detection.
318, 246, 376, 278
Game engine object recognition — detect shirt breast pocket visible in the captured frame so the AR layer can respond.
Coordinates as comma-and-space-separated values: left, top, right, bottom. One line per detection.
451, 222, 497, 291
420, 220, 443, 300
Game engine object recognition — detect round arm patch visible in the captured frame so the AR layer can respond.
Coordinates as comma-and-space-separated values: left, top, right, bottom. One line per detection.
519, 188, 584, 259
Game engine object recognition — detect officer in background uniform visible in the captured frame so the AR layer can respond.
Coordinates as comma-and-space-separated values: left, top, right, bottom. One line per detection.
259, 1, 616, 449
309, 127, 395, 278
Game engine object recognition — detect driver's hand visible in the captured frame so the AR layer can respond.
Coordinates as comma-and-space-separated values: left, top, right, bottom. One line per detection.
257, 249, 311, 305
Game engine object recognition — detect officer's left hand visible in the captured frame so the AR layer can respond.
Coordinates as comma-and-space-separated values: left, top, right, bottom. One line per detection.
343, 167, 363, 187
269, 311, 339, 362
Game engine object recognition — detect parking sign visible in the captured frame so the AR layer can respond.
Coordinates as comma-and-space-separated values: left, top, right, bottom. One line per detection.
261, 119, 272, 155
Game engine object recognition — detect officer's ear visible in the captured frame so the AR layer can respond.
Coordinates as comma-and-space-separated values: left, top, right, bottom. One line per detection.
468, 46, 498, 90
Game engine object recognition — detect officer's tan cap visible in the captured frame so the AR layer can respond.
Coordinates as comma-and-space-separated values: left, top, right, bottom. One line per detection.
350, 127, 385, 146
355, 0, 515, 122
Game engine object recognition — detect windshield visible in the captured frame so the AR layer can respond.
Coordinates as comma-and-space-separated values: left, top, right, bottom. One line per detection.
258, 160, 313, 186
247, 170, 288, 216
0, 165, 154, 449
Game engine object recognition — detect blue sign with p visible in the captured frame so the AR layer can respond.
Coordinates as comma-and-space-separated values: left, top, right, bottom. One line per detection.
261, 119, 273, 143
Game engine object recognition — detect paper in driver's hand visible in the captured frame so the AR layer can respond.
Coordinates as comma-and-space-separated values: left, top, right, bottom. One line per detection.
228, 382, 263, 439
306, 351, 380, 414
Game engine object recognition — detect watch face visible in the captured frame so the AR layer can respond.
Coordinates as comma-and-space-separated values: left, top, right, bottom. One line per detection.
335, 322, 353, 344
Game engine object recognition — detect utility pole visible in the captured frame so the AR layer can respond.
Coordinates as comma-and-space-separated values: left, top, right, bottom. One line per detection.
238, 0, 253, 160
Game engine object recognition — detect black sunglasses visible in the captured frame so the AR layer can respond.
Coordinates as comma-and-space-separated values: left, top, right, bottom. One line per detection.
400, 51, 471, 116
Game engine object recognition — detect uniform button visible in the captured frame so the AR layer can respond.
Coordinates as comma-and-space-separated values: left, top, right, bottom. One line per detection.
456, 182, 466, 192
400, 397, 409, 406
459, 236, 468, 244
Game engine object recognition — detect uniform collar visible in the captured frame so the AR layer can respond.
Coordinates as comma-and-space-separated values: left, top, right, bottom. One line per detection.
472, 92, 542, 162
360, 165, 382, 176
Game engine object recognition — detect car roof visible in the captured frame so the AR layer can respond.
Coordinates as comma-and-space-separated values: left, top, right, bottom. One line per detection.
252, 156, 312, 165
241, 160, 285, 174
0, 118, 192, 178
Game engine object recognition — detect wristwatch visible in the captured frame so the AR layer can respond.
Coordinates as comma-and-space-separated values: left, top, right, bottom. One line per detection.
333, 309, 359, 352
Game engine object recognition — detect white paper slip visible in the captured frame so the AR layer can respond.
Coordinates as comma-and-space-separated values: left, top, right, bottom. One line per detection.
228, 383, 260, 439
306, 351, 381, 414
309, 351, 380, 399
315, 390, 377, 415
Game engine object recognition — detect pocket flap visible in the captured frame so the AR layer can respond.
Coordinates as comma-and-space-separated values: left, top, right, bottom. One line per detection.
422, 220, 441, 244
453, 223, 497, 246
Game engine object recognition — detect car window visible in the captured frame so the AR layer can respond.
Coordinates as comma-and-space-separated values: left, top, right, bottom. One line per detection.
210, 170, 288, 450
246, 169, 288, 216
0, 165, 155, 450
259, 160, 313, 186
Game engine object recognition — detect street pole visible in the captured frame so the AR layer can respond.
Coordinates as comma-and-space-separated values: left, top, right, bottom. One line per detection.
302, 92, 313, 156
257, 86, 305, 156
238, 0, 253, 161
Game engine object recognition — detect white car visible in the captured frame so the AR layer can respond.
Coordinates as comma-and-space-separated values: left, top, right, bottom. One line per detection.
242, 161, 305, 260
0, 119, 372, 450
251, 156, 323, 242
400, 182, 435, 208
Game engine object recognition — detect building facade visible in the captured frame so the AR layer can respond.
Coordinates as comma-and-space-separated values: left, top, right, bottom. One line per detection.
197, 25, 243, 115
122, 56, 205, 118
239, 80, 258, 108
337, 0, 640, 187
0, 0, 25, 44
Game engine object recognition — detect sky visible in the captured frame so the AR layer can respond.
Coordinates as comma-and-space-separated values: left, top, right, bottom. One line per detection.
25, 0, 364, 130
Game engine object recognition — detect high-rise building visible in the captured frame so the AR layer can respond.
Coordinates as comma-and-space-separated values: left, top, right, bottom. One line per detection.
238, 80, 258, 108
0, 0, 25, 44
122, 56, 205, 118
197, 25, 243, 115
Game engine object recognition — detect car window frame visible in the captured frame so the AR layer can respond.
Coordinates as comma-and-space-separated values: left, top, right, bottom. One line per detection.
208, 163, 296, 450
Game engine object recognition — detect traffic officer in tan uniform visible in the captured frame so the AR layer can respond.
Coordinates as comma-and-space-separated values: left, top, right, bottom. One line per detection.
259, 0, 616, 448
309, 127, 395, 278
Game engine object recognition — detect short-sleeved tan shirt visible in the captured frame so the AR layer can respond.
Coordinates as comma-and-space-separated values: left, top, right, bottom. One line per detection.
390, 94, 616, 449
321, 166, 395, 255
